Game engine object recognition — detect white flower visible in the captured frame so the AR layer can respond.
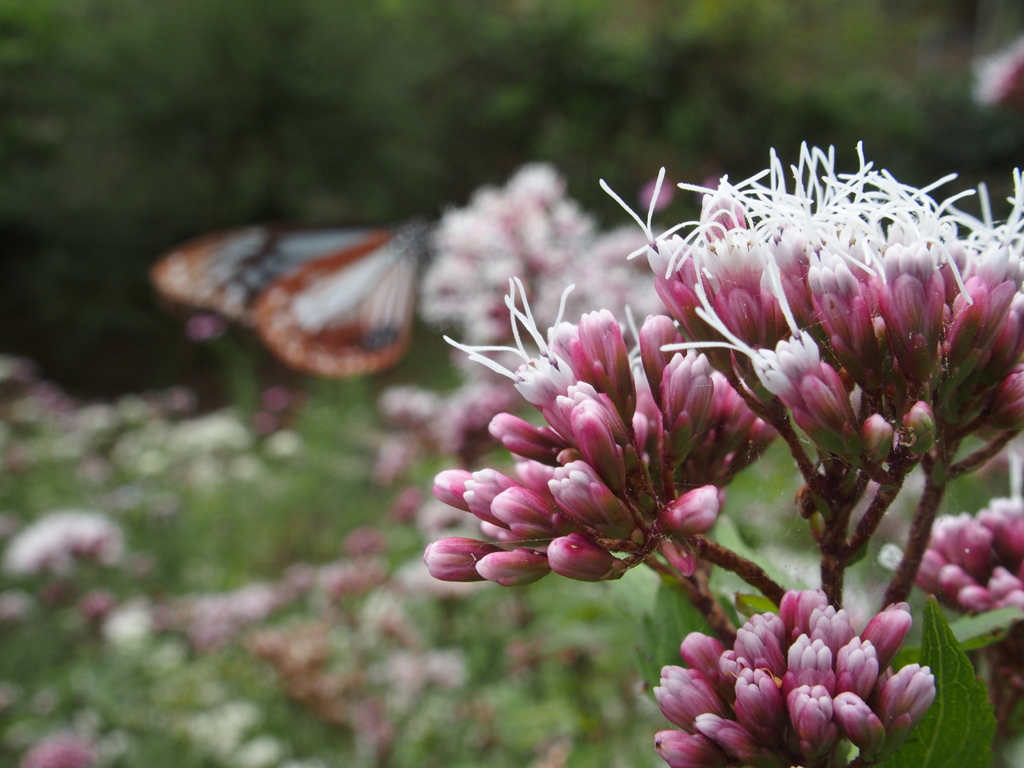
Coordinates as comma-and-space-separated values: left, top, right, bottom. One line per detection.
232, 736, 283, 768
262, 429, 303, 459
185, 701, 261, 759
4, 511, 124, 576
103, 602, 153, 648
168, 411, 253, 456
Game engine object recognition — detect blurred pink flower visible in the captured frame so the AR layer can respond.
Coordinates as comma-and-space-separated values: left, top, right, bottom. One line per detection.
638, 175, 674, 213
184, 313, 228, 342
18, 733, 95, 768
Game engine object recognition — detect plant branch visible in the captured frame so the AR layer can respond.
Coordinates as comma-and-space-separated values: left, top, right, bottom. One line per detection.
949, 431, 1016, 479
843, 479, 906, 560
883, 451, 947, 607
691, 536, 786, 606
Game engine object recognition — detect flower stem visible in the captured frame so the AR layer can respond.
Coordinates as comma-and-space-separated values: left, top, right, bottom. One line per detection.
883, 451, 948, 607
691, 536, 786, 605
948, 431, 1016, 479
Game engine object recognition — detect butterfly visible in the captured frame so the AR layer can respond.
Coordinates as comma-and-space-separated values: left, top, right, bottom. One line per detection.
151, 222, 427, 377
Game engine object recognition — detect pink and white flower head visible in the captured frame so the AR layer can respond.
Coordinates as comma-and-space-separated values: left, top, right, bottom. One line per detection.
654, 590, 933, 768
423, 164, 658, 348
3, 511, 124, 576
604, 145, 1024, 458
426, 279, 774, 589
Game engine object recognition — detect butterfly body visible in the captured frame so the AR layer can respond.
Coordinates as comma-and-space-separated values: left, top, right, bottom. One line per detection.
152, 223, 426, 377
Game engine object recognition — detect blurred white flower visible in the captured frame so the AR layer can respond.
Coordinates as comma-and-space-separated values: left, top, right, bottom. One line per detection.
232, 736, 283, 768
229, 455, 263, 482
0, 590, 34, 622
4, 511, 124, 576
102, 602, 153, 648
185, 701, 261, 759
263, 430, 303, 459
168, 411, 253, 456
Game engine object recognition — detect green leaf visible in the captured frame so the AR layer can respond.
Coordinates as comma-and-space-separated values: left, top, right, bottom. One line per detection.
880, 597, 995, 768
635, 584, 712, 690
734, 593, 778, 618
949, 607, 1024, 651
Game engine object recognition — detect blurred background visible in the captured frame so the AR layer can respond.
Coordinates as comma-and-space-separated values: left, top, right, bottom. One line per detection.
2, 1, 1024, 767
1, 0, 1022, 397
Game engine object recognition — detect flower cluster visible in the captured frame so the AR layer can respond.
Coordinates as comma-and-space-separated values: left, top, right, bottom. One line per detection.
3, 511, 124, 576
424, 282, 774, 587
917, 492, 1024, 613
421, 163, 658, 347
614, 149, 1024, 464
375, 380, 522, 476
654, 590, 934, 768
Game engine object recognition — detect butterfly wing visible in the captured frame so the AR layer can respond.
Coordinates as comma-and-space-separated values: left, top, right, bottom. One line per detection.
253, 228, 419, 377
151, 227, 378, 323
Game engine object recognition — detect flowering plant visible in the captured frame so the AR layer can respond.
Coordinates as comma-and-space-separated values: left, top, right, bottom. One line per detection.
424, 146, 1024, 766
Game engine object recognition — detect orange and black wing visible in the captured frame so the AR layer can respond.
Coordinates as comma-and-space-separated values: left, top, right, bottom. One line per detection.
151, 227, 379, 323
253, 228, 419, 377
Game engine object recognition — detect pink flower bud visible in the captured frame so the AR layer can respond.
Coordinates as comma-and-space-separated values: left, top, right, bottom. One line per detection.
639, 315, 683, 404
661, 353, 715, 464
783, 636, 836, 697
654, 730, 729, 768
861, 413, 894, 463
990, 368, 1024, 431
958, 584, 994, 611
734, 613, 787, 678
779, 589, 830, 643
989, 566, 1024, 602
916, 549, 947, 594
656, 666, 730, 732
939, 564, 978, 605
475, 548, 550, 586
570, 398, 629, 493
463, 469, 518, 527
660, 540, 698, 577
490, 487, 568, 541
423, 538, 502, 582
432, 469, 472, 511
860, 601, 913, 669
659, 486, 721, 536
679, 633, 730, 698
694, 714, 787, 768
514, 460, 558, 497
878, 243, 945, 388
809, 257, 885, 390
548, 461, 634, 540
876, 663, 936, 733
786, 684, 839, 760
567, 310, 636, 423
488, 414, 565, 465
733, 668, 786, 743
832, 692, 886, 760
757, 334, 860, 457
807, 605, 856, 658
835, 637, 880, 701
901, 401, 935, 453
546, 533, 625, 581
